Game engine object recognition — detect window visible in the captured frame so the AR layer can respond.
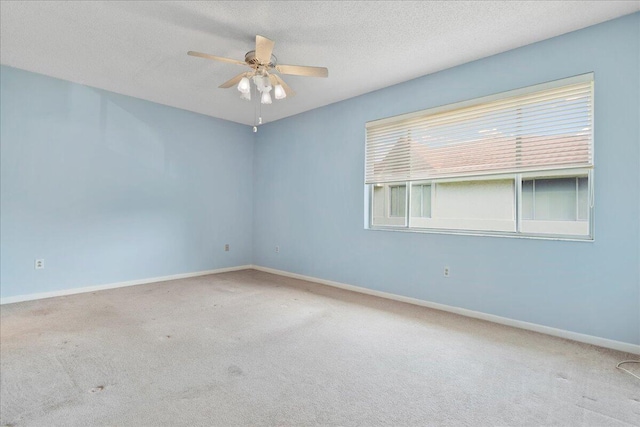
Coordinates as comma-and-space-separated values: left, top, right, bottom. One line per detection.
411, 184, 431, 218
372, 183, 407, 226
389, 185, 406, 217
520, 173, 589, 236
365, 74, 594, 239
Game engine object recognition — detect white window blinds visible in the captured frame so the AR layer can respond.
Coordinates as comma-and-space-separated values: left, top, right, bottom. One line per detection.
365, 74, 593, 184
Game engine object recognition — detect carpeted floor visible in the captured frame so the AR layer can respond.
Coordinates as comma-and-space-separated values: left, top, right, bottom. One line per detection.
1, 270, 638, 426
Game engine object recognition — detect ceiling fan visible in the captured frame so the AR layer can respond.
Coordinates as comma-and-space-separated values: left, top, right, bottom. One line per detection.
188, 35, 328, 105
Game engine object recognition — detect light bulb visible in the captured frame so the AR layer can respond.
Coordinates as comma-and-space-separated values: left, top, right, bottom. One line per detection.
240, 90, 251, 101
237, 77, 251, 94
261, 91, 272, 104
274, 84, 286, 100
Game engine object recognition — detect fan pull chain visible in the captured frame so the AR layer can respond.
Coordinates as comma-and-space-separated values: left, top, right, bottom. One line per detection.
253, 84, 258, 132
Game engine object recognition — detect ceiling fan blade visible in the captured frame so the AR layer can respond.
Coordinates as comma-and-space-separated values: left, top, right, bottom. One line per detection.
187, 51, 247, 66
255, 35, 275, 64
270, 74, 296, 97
276, 64, 328, 78
219, 72, 248, 89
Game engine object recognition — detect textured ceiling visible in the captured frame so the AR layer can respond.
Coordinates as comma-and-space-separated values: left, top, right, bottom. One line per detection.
1, 1, 638, 126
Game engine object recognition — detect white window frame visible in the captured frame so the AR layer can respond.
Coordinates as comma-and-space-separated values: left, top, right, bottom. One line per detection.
369, 170, 593, 240
518, 169, 592, 237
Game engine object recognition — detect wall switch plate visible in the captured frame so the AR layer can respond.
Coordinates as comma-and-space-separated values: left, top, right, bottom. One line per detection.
35, 259, 44, 269
224, 244, 230, 252
275, 246, 280, 253
444, 267, 450, 277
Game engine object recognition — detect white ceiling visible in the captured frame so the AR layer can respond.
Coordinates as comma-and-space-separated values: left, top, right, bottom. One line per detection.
1, 1, 638, 126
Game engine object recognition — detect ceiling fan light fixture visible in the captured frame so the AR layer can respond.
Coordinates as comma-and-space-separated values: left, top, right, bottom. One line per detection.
274, 84, 286, 100
189, 34, 327, 115
261, 91, 273, 104
237, 77, 251, 94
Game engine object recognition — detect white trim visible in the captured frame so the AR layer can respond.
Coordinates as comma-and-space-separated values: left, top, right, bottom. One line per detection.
367, 223, 594, 242
251, 265, 639, 355
0, 265, 252, 305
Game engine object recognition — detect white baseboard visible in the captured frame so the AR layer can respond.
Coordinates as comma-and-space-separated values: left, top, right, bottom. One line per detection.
0, 265, 252, 305
251, 265, 640, 355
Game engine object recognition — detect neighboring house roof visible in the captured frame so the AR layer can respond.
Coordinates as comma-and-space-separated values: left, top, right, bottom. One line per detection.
371, 132, 591, 182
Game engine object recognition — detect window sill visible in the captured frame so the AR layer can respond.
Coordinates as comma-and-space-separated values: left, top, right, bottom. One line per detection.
366, 225, 594, 242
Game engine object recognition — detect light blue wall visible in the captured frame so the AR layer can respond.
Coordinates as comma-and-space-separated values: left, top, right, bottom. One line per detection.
253, 14, 640, 345
1, 66, 254, 299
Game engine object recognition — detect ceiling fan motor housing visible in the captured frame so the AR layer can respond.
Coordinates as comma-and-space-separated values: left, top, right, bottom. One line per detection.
245, 50, 277, 69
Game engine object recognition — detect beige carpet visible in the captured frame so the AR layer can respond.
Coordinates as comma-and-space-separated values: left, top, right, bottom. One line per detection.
1, 270, 638, 426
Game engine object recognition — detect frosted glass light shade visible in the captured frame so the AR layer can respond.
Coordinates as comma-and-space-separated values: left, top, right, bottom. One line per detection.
263, 75, 272, 91
253, 75, 265, 91
261, 91, 272, 104
240, 90, 251, 101
274, 84, 286, 100
237, 77, 251, 94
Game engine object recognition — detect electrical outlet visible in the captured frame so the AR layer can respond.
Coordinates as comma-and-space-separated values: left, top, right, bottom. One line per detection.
35, 259, 44, 270
275, 246, 280, 253
224, 244, 230, 252
443, 266, 450, 278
